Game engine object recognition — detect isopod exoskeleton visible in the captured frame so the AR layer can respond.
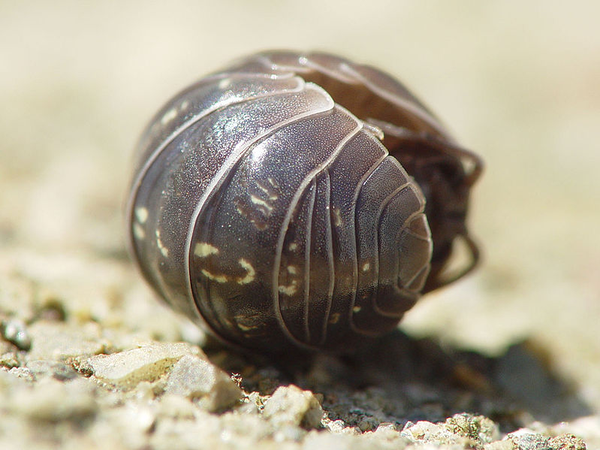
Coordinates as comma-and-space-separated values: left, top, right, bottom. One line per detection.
126, 50, 483, 354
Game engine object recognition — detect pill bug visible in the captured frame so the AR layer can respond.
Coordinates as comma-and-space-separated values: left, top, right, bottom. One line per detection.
126, 50, 483, 354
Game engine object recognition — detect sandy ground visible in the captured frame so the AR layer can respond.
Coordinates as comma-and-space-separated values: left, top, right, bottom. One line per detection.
1, 1, 599, 449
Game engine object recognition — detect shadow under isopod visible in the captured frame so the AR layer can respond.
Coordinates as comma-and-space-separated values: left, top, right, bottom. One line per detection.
205, 330, 593, 432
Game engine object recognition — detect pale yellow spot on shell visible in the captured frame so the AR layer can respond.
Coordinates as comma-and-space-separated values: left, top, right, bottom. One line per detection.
180, 100, 190, 110
194, 243, 219, 258
237, 323, 257, 332
237, 258, 255, 284
289, 243, 298, 251
362, 262, 370, 272
328, 313, 340, 324
156, 229, 169, 257
352, 305, 362, 313
201, 269, 228, 283
278, 281, 298, 296
133, 223, 145, 240
256, 181, 278, 200
250, 194, 273, 211
161, 108, 177, 125
135, 206, 148, 224
287, 266, 297, 275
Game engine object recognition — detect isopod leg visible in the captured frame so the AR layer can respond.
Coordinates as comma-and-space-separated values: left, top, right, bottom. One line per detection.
425, 231, 481, 291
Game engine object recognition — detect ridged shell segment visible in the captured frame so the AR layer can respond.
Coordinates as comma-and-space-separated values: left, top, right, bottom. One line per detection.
128, 51, 434, 351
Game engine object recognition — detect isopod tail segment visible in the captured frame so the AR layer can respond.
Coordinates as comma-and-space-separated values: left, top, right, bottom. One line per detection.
368, 119, 484, 293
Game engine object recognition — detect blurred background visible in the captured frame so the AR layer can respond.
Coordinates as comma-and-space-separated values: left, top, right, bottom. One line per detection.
1, 0, 599, 408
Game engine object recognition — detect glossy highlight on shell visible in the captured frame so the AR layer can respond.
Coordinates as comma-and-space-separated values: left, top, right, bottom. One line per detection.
126, 50, 483, 354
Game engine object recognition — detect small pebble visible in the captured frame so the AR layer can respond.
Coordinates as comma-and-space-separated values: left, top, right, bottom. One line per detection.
164, 354, 242, 412
8, 366, 35, 382
374, 422, 401, 440
88, 342, 198, 389
26, 360, 78, 381
402, 420, 466, 447
505, 430, 588, 450
548, 433, 586, 450
263, 385, 324, 429
357, 415, 379, 432
0, 352, 19, 369
1, 318, 32, 351
326, 419, 348, 433
506, 429, 550, 450
445, 413, 500, 445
